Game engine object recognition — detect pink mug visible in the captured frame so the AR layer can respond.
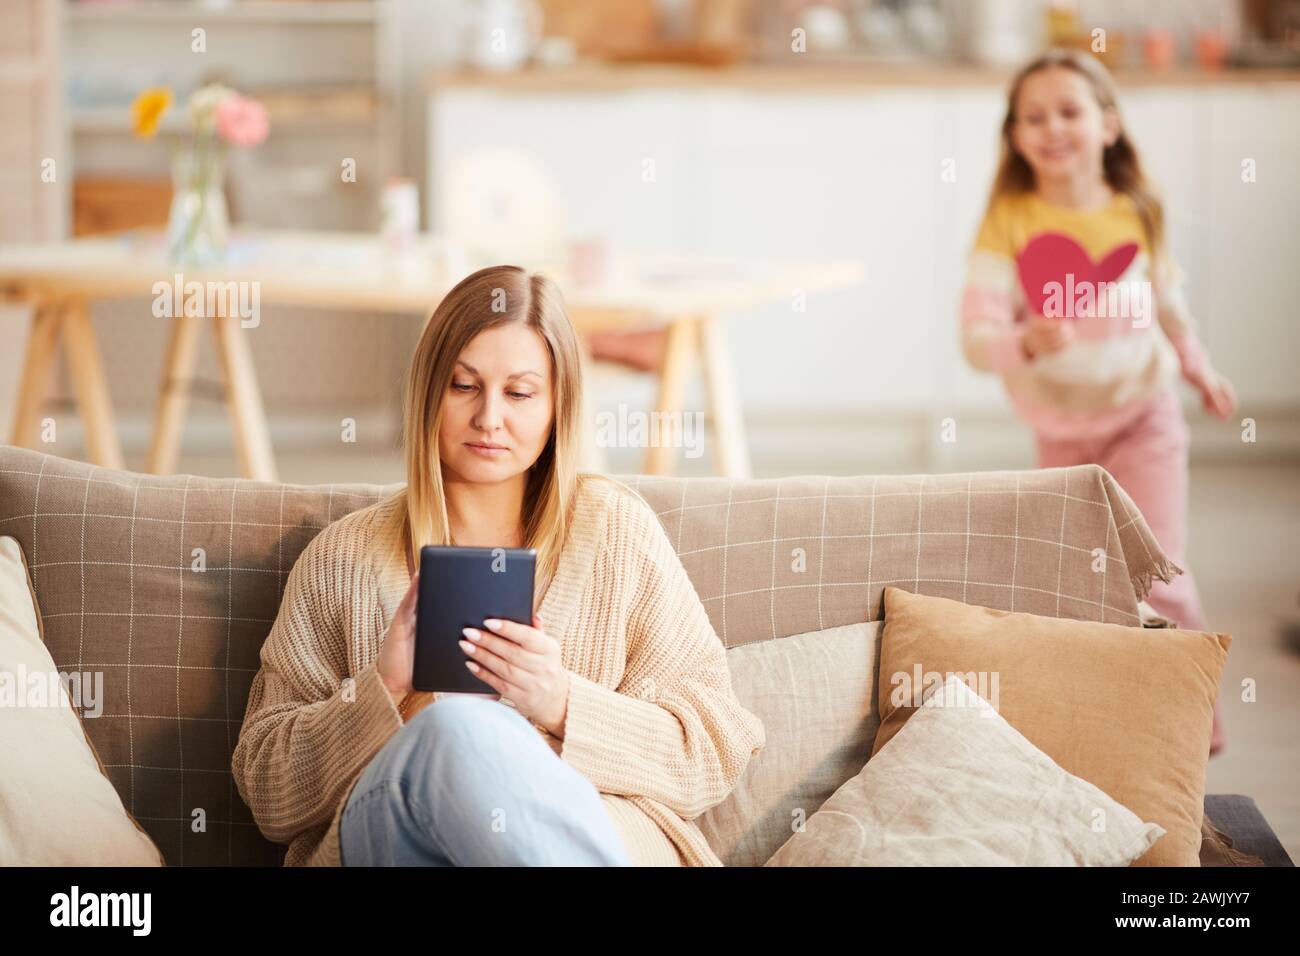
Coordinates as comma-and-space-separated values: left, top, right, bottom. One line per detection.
570, 237, 613, 287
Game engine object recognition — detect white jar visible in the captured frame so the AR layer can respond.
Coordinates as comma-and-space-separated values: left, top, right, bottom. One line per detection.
381, 177, 419, 257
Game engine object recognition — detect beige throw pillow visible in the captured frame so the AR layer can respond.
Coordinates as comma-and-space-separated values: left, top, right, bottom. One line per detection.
767, 675, 1165, 866
698, 622, 881, 866
0, 536, 164, 865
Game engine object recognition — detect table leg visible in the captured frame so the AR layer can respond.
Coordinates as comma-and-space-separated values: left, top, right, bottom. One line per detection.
210, 312, 277, 482
10, 300, 64, 449
146, 310, 203, 476
60, 298, 125, 469
697, 313, 752, 479
642, 316, 697, 476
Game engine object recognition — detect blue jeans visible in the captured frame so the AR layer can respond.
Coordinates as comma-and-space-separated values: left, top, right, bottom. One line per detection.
340, 694, 631, 866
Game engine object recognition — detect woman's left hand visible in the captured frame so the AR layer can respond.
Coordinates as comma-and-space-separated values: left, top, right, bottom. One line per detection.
459, 614, 570, 737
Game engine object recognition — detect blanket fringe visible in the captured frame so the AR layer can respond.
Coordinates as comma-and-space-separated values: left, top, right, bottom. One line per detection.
1131, 556, 1183, 601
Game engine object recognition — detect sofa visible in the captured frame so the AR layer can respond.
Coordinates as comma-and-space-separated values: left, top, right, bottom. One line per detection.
0, 445, 1291, 866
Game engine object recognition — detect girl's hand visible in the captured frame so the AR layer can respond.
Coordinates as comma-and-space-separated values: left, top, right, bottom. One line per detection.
1191, 367, 1237, 421
1022, 315, 1075, 359
459, 614, 569, 736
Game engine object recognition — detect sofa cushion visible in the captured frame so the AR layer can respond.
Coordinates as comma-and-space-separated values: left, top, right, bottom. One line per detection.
0, 536, 164, 865
766, 675, 1165, 866
872, 586, 1231, 866
697, 621, 879, 866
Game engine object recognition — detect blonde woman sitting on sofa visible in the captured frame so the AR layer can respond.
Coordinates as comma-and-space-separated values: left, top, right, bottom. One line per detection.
231, 265, 765, 867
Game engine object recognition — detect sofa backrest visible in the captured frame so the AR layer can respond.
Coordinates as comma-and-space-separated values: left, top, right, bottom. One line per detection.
0, 446, 1173, 865
618, 471, 1171, 647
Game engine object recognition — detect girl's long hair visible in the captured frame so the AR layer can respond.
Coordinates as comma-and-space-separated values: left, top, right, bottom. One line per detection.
368, 264, 606, 603
987, 48, 1167, 268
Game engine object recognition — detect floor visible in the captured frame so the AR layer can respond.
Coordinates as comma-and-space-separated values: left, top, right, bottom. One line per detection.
168, 447, 1300, 864
1189, 464, 1300, 865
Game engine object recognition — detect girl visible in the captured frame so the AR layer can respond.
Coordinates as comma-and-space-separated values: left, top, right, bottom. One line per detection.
960, 49, 1235, 755
231, 265, 765, 866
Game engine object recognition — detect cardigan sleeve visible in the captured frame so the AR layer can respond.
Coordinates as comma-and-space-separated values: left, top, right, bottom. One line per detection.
230, 523, 404, 845
960, 200, 1030, 373
1152, 253, 1211, 383
557, 492, 766, 820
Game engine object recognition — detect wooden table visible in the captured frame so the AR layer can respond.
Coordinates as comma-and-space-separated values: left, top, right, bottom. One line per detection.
1, 229, 862, 480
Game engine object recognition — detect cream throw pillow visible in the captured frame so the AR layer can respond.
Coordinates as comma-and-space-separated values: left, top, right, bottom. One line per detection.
699, 622, 880, 867
0, 536, 164, 865
766, 675, 1165, 866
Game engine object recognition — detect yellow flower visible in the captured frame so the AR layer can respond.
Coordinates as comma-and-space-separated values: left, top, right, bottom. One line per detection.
132, 87, 173, 138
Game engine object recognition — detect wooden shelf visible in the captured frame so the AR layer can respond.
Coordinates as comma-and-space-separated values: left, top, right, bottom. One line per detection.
65, 0, 381, 25
429, 61, 1300, 93
70, 89, 379, 134
61, 0, 401, 231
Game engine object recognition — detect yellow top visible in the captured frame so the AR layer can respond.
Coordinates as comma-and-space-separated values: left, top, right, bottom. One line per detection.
975, 191, 1157, 269
960, 189, 1210, 439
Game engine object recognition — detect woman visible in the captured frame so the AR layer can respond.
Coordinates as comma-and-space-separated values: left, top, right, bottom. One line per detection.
231, 265, 765, 866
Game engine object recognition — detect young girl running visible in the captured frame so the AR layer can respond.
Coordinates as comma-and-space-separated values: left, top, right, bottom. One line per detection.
960, 49, 1235, 755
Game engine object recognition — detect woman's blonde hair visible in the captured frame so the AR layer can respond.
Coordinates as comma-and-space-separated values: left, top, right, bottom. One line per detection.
369, 264, 607, 599
987, 48, 1166, 263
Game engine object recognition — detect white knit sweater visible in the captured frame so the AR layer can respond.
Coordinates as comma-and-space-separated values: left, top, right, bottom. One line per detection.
230, 475, 766, 866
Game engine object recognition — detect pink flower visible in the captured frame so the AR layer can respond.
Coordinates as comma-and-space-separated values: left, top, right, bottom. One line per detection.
215, 95, 269, 147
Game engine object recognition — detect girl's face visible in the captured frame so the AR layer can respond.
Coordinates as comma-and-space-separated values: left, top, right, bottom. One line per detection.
1010, 66, 1120, 182
437, 322, 555, 485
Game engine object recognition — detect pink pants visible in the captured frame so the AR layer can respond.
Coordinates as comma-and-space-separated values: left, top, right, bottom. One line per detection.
1033, 387, 1207, 631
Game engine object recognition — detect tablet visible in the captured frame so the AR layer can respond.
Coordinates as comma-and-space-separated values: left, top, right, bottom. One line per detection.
414, 545, 537, 694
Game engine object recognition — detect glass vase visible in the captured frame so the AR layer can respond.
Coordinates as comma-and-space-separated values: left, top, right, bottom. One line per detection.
166, 146, 230, 267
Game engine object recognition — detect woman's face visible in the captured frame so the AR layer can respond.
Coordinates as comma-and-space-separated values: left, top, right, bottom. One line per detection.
437, 322, 555, 485
1011, 66, 1118, 182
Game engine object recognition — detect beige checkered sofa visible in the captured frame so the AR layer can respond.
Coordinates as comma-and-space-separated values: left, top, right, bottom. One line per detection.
0, 445, 1288, 866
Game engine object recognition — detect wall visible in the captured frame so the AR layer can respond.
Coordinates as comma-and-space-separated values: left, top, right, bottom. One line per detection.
429, 78, 1300, 472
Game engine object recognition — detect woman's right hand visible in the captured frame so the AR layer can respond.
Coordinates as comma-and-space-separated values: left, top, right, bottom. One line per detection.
374, 570, 501, 708
377, 571, 419, 707
1022, 315, 1074, 359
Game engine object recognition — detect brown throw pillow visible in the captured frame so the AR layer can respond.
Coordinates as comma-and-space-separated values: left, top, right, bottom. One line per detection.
872, 586, 1230, 866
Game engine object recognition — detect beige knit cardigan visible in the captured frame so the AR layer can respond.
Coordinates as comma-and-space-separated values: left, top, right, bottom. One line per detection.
230, 475, 766, 866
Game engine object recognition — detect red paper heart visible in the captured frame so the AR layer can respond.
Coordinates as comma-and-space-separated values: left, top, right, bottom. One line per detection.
1016, 232, 1140, 319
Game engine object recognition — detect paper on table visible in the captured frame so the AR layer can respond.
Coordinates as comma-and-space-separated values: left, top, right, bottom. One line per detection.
636, 258, 756, 285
